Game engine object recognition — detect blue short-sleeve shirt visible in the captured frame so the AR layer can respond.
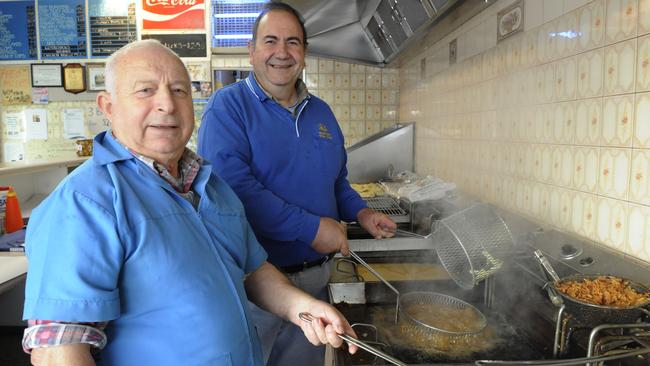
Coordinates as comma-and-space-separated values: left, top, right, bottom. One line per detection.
23, 131, 267, 365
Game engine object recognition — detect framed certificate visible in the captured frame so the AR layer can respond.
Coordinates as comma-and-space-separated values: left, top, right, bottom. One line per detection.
86, 63, 106, 91
63, 63, 86, 94
31, 63, 63, 87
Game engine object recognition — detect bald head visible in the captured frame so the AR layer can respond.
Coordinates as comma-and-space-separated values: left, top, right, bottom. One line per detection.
104, 40, 188, 94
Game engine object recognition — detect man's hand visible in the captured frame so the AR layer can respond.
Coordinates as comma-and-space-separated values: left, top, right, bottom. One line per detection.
312, 217, 349, 255
295, 300, 359, 355
245, 263, 358, 355
357, 208, 397, 239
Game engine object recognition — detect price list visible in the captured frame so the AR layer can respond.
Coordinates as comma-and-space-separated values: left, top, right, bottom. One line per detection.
142, 34, 207, 58
89, 0, 136, 57
38, 0, 87, 59
0, 1, 37, 60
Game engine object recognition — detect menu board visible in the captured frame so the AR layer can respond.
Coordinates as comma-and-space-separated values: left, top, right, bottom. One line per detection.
38, 0, 87, 59
0, 1, 37, 60
89, 0, 136, 57
142, 34, 207, 58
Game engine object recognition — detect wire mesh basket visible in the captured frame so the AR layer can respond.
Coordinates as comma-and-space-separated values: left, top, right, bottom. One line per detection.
432, 203, 514, 289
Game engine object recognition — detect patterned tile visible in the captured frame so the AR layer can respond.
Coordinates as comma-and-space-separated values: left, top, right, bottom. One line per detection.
636, 34, 650, 91
577, 48, 605, 98
595, 197, 629, 251
640, 0, 650, 35
601, 94, 635, 146
605, 0, 638, 44
630, 148, 650, 205
575, 97, 603, 145
603, 39, 637, 95
578, 0, 606, 51
628, 203, 650, 261
598, 147, 632, 199
633, 92, 650, 147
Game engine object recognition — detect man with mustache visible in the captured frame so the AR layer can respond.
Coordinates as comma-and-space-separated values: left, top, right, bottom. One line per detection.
198, 3, 396, 365
21, 40, 358, 366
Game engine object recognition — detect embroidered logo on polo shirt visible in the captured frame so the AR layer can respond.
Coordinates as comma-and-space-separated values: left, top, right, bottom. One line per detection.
318, 123, 332, 140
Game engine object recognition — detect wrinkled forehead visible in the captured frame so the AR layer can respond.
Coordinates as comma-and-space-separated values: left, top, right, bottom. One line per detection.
258, 10, 304, 41
115, 46, 190, 83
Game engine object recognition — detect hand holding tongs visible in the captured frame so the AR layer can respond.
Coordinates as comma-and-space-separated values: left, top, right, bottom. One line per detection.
533, 250, 564, 306
299, 312, 407, 366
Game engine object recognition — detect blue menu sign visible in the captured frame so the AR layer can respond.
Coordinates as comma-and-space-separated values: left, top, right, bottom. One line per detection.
38, 0, 87, 59
0, 1, 37, 60
88, 0, 136, 58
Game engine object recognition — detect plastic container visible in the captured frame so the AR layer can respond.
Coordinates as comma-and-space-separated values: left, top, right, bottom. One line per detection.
4, 187, 24, 233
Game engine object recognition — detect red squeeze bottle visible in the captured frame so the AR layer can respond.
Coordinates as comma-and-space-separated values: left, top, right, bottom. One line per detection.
5, 187, 25, 233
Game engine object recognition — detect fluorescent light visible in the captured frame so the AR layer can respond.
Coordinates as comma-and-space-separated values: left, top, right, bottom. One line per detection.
214, 34, 253, 39
214, 12, 261, 18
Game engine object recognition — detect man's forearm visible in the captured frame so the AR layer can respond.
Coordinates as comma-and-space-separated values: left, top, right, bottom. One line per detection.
31, 344, 95, 366
244, 262, 314, 325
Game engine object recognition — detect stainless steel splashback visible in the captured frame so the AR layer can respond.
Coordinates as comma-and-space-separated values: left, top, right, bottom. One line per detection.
346, 122, 414, 183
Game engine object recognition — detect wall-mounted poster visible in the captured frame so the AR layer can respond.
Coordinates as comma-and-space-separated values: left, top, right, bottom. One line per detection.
63, 63, 86, 94
497, 0, 524, 43
142, 0, 205, 30
38, 0, 87, 59
31, 63, 63, 87
0, 66, 32, 105
87, 63, 105, 91
88, 0, 136, 57
0, 1, 37, 60
142, 33, 207, 58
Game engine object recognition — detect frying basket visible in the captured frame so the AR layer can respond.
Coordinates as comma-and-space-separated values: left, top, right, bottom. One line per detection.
432, 203, 514, 289
399, 291, 486, 335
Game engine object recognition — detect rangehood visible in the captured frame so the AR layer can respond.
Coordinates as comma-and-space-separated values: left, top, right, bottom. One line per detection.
282, 0, 486, 66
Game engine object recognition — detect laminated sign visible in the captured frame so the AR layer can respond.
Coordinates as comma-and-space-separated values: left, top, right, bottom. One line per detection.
142, 0, 205, 30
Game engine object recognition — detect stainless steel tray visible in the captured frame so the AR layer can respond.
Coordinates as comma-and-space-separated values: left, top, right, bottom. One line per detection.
364, 196, 409, 223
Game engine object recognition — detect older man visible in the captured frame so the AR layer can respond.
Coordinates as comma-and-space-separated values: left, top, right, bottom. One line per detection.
197, 3, 396, 365
22, 40, 356, 366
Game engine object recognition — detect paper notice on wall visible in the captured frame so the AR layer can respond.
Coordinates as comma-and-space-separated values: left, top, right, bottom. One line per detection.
24, 109, 48, 140
3, 143, 25, 163
32, 88, 50, 104
4, 112, 24, 139
0, 66, 31, 105
87, 106, 110, 136
62, 109, 85, 139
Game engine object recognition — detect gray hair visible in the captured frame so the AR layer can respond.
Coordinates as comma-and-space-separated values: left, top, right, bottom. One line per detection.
103, 39, 188, 94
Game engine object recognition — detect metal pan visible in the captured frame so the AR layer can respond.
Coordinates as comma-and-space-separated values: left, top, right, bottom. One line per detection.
534, 250, 650, 326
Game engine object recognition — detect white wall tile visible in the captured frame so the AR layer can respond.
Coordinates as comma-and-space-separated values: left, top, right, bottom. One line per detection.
545, 0, 566, 23
605, 0, 638, 44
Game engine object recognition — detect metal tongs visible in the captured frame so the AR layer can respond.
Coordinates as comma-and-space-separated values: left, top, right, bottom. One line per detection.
299, 312, 407, 366
387, 228, 432, 239
533, 250, 564, 306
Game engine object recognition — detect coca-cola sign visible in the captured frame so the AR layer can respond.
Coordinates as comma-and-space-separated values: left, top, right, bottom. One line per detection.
142, 0, 205, 30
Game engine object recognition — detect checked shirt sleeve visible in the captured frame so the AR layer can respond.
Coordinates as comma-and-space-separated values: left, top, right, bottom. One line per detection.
22, 320, 108, 354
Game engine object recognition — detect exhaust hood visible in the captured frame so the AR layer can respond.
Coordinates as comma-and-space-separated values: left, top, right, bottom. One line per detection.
282, 0, 470, 66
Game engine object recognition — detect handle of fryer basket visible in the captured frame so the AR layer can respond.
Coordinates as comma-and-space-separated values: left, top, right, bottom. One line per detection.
533, 250, 564, 307
348, 250, 401, 297
298, 312, 408, 366
474, 346, 650, 365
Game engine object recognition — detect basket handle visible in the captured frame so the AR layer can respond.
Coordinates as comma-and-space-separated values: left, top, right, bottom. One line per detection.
533, 250, 564, 307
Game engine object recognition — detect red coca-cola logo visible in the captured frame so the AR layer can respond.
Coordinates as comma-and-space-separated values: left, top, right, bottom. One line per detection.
142, 0, 205, 30
145, 0, 198, 7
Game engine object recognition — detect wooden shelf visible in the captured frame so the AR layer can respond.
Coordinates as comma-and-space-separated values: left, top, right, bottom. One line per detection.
0, 157, 89, 176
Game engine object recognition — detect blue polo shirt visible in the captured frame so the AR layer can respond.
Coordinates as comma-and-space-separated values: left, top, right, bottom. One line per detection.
23, 131, 267, 365
198, 75, 366, 268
